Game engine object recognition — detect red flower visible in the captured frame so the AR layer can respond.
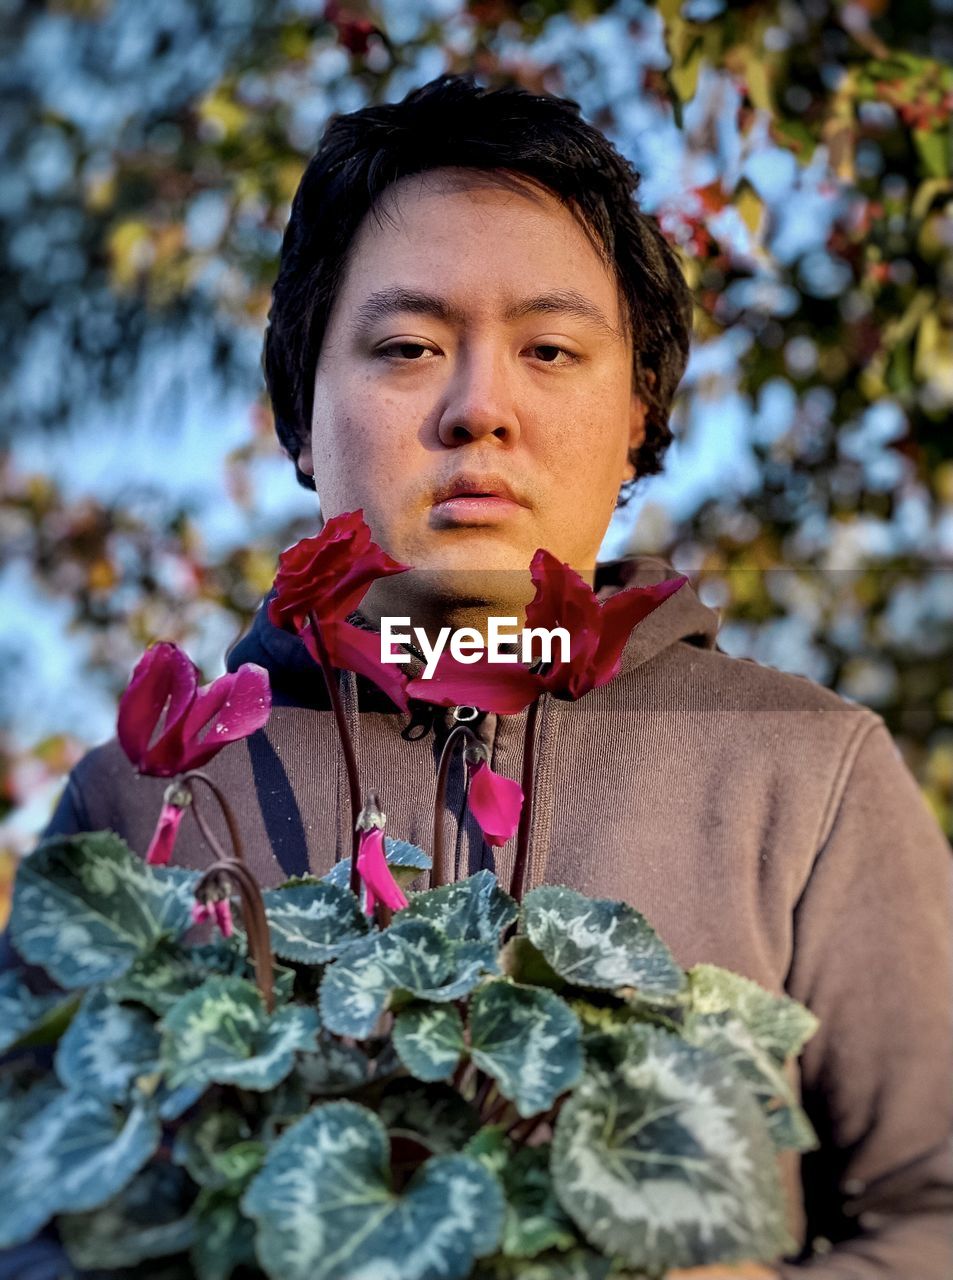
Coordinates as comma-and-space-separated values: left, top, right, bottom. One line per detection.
356, 827, 409, 917
118, 644, 271, 777
466, 757, 523, 847
145, 785, 190, 866
407, 550, 687, 714
267, 510, 412, 710
191, 898, 234, 938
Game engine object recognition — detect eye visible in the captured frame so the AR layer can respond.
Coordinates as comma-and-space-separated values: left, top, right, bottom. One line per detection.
377, 342, 436, 361
529, 344, 578, 365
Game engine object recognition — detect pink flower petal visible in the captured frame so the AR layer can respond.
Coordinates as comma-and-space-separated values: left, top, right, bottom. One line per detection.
177, 663, 272, 771
467, 760, 523, 847
356, 827, 408, 917
268, 511, 410, 630
320, 621, 411, 713
117, 643, 198, 773
191, 901, 214, 926
145, 801, 187, 866
213, 899, 234, 938
584, 576, 687, 693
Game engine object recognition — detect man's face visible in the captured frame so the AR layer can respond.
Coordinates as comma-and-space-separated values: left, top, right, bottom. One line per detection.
299, 168, 645, 622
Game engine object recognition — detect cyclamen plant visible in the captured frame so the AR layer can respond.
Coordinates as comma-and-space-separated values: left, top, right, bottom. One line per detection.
0, 514, 820, 1280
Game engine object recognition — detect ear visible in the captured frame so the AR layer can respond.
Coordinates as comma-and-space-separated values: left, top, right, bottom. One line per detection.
297, 435, 315, 478
622, 395, 647, 484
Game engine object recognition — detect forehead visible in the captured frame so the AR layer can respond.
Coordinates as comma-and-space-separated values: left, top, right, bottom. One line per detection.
335, 167, 625, 325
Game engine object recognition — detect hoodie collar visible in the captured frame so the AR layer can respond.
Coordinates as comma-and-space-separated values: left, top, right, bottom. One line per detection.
225, 555, 720, 708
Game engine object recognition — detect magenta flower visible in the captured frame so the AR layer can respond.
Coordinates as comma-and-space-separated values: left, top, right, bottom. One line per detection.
407, 549, 686, 714
145, 784, 191, 866
467, 758, 523, 847
191, 898, 234, 938
267, 510, 412, 710
356, 827, 409, 918
118, 643, 272, 777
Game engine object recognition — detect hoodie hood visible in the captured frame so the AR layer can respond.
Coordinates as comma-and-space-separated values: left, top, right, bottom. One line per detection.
225, 554, 721, 708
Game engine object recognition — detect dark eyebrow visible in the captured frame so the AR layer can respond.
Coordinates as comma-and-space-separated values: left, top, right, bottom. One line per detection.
350, 286, 620, 340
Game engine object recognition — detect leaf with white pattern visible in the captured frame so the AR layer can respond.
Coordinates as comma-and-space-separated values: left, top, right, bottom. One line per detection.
55, 988, 160, 1102
10, 833, 197, 988
0, 1088, 160, 1249
469, 981, 582, 1117
59, 1163, 196, 1270
243, 1100, 504, 1280
262, 879, 368, 963
404, 871, 517, 943
551, 1025, 792, 1271
320, 919, 495, 1038
159, 976, 320, 1091
520, 886, 684, 999
394, 1004, 466, 1081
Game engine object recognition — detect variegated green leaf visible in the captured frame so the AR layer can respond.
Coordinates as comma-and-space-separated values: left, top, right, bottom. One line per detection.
262, 879, 368, 963
0, 972, 74, 1053
294, 1030, 376, 1094
394, 1003, 466, 1081
10, 833, 198, 988
683, 1009, 818, 1154
323, 837, 432, 892
404, 870, 518, 943
469, 981, 582, 1117
0, 1088, 160, 1248
520, 886, 684, 999
551, 1025, 793, 1271
242, 1100, 504, 1280
159, 976, 320, 1091
378, 1081, 481, 1154
190, 1184, 259, 1280
59, 1163, 195, 1269
320, 919, 495, 1037
687, 963, 819, 1062
465, 1131, 577, 1260
107, 937, 252, 1015
55, 988, 160, 1101
172, 1109, 266, 1189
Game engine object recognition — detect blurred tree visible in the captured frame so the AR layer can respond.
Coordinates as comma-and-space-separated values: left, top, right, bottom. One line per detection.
0, 0, 950, 875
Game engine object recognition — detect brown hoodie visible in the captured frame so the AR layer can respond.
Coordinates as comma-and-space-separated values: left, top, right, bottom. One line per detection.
38, 557, 953, 1278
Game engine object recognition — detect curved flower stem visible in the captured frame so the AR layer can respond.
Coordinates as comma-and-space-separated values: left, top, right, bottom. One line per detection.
431, 723, 480, 889
191, 801, 276, 1013
508, 698, 541, 903
182, 769, 245, 863
308, 611, 363, 895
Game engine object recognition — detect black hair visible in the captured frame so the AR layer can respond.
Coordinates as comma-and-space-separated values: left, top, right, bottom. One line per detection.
264, 73, 693, 504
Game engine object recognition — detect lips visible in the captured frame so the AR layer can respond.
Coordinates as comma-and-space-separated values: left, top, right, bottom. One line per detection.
431, 475, 526, 507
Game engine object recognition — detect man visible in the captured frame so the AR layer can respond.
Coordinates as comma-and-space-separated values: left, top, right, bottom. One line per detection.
15, 75, 953, 1277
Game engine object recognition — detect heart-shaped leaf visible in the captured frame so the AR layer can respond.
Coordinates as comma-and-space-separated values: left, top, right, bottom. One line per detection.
59, 1163, 196, 1270
394, 1004, 466, 1081
403, 870, 517, 943
686, 964, 819, 1062
190, 1184, 259, 1280
10, 833, 197, 987
469, 981, 582, 1117
520, 886, 684, 999
160, 976, 319, 1091
0, 1088, 160, 1249
55, 988, 160, 1102
172, 1109, 266, 1190
551, 1025, 793, 1271
243, 1100, 504, 1280
262, 879, 368, 963
320, 919, 495, 1038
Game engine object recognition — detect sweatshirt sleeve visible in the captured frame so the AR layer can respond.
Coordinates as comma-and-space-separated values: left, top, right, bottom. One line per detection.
776, 716, 953, 1278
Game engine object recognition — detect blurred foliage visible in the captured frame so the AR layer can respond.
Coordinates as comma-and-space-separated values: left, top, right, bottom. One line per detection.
0, 0, 951, 870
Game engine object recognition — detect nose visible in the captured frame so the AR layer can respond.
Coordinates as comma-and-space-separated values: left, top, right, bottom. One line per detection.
436, 345, 521, 448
